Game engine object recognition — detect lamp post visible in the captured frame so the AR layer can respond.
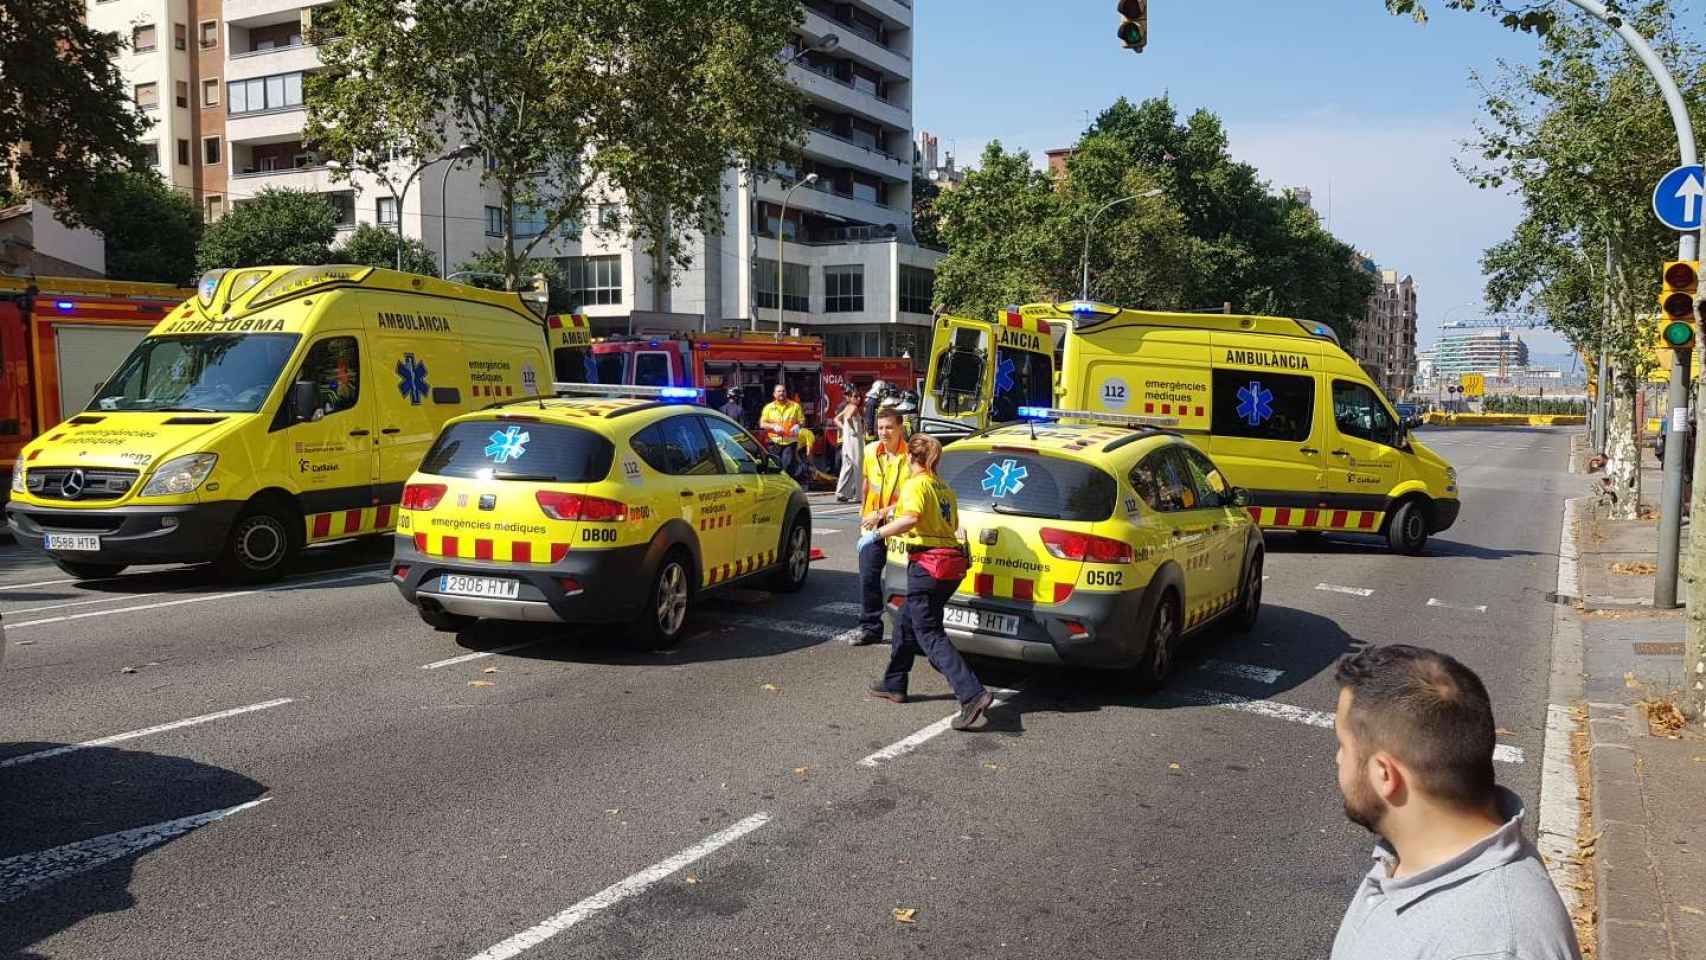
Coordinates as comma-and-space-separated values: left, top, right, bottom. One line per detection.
437, 142, 482, 277
1080, 188, 1162, 300
776, 172, 818, 334
330, 142, 482, 272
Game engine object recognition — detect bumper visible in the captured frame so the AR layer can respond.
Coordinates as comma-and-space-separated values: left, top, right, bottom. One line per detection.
6, 500, 243, 564
391, 536, 654, 625
1431, 498, 1461, 533
882, 561, 1155, 670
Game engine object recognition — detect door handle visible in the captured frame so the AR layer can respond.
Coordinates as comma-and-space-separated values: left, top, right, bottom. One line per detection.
734, 487, 747, 494
680, 490, 694, 497
348, 429, 370, 437
1331, 449, 1350, 457
1171, 528, 1186, 537
1300, 447, 1320, 455
381, 427, 402, 435
1211, 524, 1224, 532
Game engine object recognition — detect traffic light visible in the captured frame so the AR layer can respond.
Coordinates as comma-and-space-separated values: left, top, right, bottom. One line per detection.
1117, 0, 1148, 52
1660, 260, 1698, 350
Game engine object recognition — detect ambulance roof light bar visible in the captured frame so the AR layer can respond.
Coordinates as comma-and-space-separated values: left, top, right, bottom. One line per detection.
551, 382, 704, 401
1054, 300, 1122, 329
1017, 406, 1180, 428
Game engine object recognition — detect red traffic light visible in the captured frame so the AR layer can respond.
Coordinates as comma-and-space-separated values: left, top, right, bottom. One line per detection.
1666, 260, 1698, 290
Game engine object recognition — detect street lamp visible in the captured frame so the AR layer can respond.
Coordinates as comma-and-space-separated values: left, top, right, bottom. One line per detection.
437, 142, 483, 277
775, 172, 818, 334
332, 144, 483, 272
1080, 188, 1163, 300
787, 33, 839, 65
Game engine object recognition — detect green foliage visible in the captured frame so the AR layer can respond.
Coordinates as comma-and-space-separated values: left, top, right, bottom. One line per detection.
305, 0, 807, 293
196, 189, 338, 270
332, 224, 438, 276
453, 250, 572, 312
1482, 393, 1587, 414
1381, 1, 1633, 34
0, 0, 154, 227
88, 172, 201, 285
912, 172, 943, 249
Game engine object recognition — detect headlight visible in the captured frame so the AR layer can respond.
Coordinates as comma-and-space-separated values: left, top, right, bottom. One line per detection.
139, 453, 218, 497
1446, 466, 1458, 484
10, 457, 23, 494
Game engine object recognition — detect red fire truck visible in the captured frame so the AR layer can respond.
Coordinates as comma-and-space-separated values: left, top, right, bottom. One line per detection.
0, 275, 192, 493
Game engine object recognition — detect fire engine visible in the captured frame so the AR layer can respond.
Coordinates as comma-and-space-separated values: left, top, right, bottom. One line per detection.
590, 330, 826, 437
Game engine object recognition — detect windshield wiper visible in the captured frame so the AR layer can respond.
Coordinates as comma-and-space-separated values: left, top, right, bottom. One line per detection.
489, 473, 559, 482
991, 503, 1058, 519
157, 406, 222, 413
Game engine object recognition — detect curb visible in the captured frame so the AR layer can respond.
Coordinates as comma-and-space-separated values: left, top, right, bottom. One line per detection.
1539, 497, 1587, 916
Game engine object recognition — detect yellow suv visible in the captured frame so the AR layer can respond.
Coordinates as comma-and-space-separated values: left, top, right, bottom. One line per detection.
885, 408, 1263, 689
392, 386, 812, 647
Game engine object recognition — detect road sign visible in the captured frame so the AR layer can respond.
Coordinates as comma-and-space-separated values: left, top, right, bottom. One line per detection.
1460, 373, 1485, 397
1653, 164, 1706, 231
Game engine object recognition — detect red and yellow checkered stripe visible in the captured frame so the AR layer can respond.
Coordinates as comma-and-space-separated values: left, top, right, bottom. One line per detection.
1246, 506, 1385, 531
706, 549, 775, 586
1002, 309, 1052, 336
1187, 588, 1239, 629
306, 504, 398, 542
958, 570, 1073, 605
411, 532, 572, 565
698, 514, 733, 531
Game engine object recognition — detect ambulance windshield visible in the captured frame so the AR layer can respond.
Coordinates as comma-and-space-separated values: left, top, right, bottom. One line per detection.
92, 334, 301, 413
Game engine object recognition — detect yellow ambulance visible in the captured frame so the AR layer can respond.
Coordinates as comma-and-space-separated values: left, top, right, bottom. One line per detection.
919, 308, 1058, 438
6, 265, 555, 581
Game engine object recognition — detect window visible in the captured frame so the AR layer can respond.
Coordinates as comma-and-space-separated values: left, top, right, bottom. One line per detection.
200, 20, 218, 48
422, 421, 613, 482
202, 137, 220, 166
899, 266, 934, 314
567, 255, 623, 306
135, 83, 158, 110
513, 204, 546, 238
1176, 446, 1231, 509
322, 191, 355, 227
940, 447, 1117, 522
174, 23, 187, 50
753, 258, 809, 312
227, 72, 303, 115
851, 180, 879, 204
483, 206, 503, 236
991, 348, 1053, 424
558, 217, 581, 239
596, 203, 624, 231
295, 337, 361, 418
1131, 449, 1195, 513
824, 265, 864, 312
202, 79, 219, 106
175, 81, 189, 108
1210, 369, 1316, 443
629, 416, 720, 476
633, 352, 671, 387
703, 417, 762, 475
93, 334, 299, 413
376, 196, 398, 225
176, 139, 190, 166
133, 25, 157, 52
1332, 379, 1402, 447
204, 195, 223, 221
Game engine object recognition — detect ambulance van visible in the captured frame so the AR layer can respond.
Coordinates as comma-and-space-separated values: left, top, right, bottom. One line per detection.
919, 309, 1058, 439
1050, 300, 1458, 553
6, 265, 554, 581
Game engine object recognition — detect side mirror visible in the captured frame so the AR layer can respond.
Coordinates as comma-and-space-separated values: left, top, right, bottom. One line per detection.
1231, 487, 1251, 508
289, 380, 318, 423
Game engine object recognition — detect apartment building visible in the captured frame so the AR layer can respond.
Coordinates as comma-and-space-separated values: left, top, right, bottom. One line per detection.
1433, 327, 1531, 378
1353, 268, 1419, 399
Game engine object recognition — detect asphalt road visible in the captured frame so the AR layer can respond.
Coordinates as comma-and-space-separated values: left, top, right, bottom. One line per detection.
0, 425, 1575, 960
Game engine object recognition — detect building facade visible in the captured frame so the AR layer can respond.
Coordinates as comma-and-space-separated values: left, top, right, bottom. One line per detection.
1432, 327, 1531, 378
1352, 269, 1418, 399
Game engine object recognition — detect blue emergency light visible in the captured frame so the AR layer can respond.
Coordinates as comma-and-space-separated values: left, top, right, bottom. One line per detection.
1017, 406, 1055, 420
658, 387, 702, 400
55, 301, 74, 311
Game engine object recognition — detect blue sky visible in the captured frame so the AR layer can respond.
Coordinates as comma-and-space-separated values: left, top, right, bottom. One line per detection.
912, 0, 1577, 359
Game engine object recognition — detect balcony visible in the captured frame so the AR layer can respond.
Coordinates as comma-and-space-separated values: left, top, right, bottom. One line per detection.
226, 107, 309, 144
227, 42, 321, 81
802, 8, 909, 78
787, 63, 909, 130
225, 0, 332, 24
754, 178, 903, 230
804, 130, 909, 182
856, 0, 914, 27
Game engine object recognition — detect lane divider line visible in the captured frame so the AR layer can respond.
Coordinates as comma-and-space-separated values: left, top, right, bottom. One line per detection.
420, 643, 539, 670
857, 687, 1022, 768
1195, 660, 1283, 685
0, 797, 270, 905
1426, 597, 1488, 613
465, 812, 773, 960
0, 575, 125, 592
6, 590, 168, 616
1173, 687, 1525, 764
0, 698, 295, 769
7, 567, 388, 631
1315, 582, 1375, 598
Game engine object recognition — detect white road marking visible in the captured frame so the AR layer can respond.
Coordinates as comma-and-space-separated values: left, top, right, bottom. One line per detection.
7, 590, 167, 616
0, 798, 269, 905
1556, 497, 1582, 601
1426, 597, 1488, 613
1195, 660, 1283, 685
1174, 687, 1525, 764
723, 614, 864, 645
0, 698, 294, 769
0, 576, 85, 592
857, 687, 1022, 767
1315, 582, 1374, 597
818, 601, 863, 616
465, 812, 772, 960
7, 567, 388, 631
813, 528, 842, 536
420, 643, 539, 670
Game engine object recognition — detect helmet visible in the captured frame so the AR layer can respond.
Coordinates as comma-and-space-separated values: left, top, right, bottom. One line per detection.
868, 379, 893, 399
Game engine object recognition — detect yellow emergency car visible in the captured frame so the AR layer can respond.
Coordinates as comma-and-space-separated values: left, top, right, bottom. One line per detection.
884, 408, 1263, 689
6, 265, 555, 581
391, 384, 812, 647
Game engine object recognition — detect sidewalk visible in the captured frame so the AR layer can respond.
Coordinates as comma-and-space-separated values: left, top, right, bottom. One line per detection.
1569, 438, 1706, 960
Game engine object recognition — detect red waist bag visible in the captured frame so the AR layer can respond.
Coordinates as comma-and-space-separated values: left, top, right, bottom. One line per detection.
913, 546, 968, 581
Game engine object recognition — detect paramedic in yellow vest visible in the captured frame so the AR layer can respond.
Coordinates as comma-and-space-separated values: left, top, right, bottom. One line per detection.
849, 405, 908, 646
760, 383, 804, 480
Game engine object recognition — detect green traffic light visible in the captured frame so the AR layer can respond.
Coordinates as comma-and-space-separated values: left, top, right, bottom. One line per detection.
1663, 319, 1695, 348
1117, 21, 1145, 49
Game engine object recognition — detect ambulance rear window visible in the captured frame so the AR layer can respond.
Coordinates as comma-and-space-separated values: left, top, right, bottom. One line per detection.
940, 449, 1116, 522
420, 421, 614, 483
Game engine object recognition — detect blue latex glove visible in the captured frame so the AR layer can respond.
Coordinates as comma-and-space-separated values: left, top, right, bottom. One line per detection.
856, 531, 880, 552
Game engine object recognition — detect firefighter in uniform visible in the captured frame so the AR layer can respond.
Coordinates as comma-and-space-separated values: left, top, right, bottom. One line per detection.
760, 383, 805, 480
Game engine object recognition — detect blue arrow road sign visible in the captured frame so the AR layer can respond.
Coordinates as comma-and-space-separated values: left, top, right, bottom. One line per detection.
1653, 164, 1706, 232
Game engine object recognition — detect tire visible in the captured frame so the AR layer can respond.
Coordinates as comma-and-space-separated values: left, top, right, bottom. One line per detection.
1130, 591, 1180, 694
629, 549, 693, 650
1386, 499, 1430, 555
768, 519, 810, 593
52, 560, 127, 581
1231, 551, 1263, 634
215, 502, 300, 583
418, 607, 476, 633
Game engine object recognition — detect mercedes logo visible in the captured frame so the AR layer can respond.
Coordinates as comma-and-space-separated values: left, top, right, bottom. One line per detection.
61, 469, 85, 499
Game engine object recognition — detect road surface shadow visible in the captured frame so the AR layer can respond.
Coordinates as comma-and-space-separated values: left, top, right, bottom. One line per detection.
0, 539, 392, 603
1264, 530, 1541, 562
0, 744, 268, 959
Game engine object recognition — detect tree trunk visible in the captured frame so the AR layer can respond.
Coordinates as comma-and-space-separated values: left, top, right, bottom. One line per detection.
1604, 370, 1641, 519
1688, 379, 1706, 723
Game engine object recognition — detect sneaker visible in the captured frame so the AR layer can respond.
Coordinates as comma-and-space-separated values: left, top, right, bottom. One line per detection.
847, 632, 883, 646
951, 690, 995, 730
867, 683, 906, 703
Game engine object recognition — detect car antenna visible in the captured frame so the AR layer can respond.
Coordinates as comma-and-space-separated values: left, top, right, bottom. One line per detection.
1028, 415, 1037, 441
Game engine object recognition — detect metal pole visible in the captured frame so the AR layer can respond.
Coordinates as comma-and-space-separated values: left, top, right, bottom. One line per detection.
439, 160, 457, 278
1597, 239, 1612, 450
776, 174, 816, 336
1080, 194, 1140, 300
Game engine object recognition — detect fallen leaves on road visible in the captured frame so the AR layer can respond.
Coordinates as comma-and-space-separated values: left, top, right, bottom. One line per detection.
1610, 561, 1657, 576
1495, 728, 1516, 737
120, 666, 138, 674
892, 908, 917, 924
468, 680, 495, 688
1639, 697, 1688, 735
482, 667, 498, 674
685, 875, 699, 886
793, 767, 809, 776
1680, 905, 1704, 916
14, 639, 33, 646
1167, 762, 1181, 770
761, 683, 779, 692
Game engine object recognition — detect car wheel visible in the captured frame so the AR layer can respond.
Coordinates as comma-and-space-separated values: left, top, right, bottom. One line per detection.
768, 519, 810, 593
1232, 551, 1262, 634
1386, 500, 1429, 555
216, 502, 299, 583
630, 549, 692, 650
1131, 591, 1180, 693
52, 560, 127, 581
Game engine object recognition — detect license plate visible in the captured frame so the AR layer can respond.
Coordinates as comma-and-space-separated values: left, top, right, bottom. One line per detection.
437, 574, 520, 599
943, 605, 1021, 636
46, 533, 100, 552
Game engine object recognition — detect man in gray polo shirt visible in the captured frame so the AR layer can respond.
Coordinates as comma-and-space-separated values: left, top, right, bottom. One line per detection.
1330, 644, 1580, 960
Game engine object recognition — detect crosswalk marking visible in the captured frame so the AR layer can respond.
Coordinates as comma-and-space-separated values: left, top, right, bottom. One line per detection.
1315, 582, 1375, 597
1195, 660, 1283, 685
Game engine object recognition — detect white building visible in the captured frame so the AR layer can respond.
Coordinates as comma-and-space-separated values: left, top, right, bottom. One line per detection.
1433, 326, 1531, 378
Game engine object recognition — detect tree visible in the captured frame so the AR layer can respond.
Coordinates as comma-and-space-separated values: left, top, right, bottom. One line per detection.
452, 249, 572, 313
912, 171, 944, 249
88, 172, 201, 285
1383, 0, 1632, 35
305, 0, 807, 296
0, 0, 153, 227
332, 224, 438, 276
196, 189, 338, 270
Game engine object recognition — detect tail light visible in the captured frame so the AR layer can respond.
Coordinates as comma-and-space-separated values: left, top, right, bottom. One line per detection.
401, 483, 447, 511
536, 491, 628, 522
1040, 527, 1133, 563
887, 593, 905, 608
559, 577, 584, 596
393, 564, 410, 580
